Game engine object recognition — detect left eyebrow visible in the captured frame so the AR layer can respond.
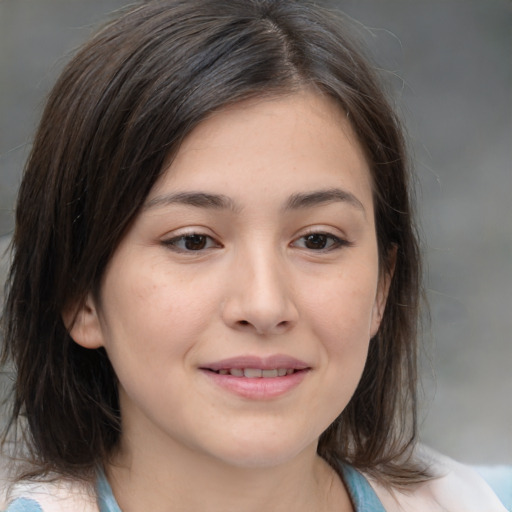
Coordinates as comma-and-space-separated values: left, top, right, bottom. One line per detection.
284, 188, 366, 215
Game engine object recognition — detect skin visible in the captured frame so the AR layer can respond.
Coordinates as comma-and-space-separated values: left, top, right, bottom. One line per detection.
70, 90, 392, 512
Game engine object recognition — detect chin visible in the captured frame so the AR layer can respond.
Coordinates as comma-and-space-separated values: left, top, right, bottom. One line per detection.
207, 432, 316, 470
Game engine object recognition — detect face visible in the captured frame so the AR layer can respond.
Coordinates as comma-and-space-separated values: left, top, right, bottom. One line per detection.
71, 90, 390, 470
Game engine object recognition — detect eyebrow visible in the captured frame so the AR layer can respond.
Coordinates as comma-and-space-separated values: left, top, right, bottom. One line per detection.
144, 187, 365, 215
144, 192, 240, 212
284, 188, 365, 214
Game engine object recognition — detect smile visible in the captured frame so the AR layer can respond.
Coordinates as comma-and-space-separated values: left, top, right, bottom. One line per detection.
201, 356, 310, 399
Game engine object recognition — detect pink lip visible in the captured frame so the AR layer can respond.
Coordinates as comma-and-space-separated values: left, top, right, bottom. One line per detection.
199, 354, 311, 400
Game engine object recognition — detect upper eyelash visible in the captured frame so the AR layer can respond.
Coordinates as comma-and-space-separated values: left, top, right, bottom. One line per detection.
295, 231, 352, 249
161, 230, 351, 252
161, 233, 220, 251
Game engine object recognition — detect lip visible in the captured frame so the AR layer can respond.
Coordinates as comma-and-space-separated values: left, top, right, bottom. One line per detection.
199, 354, 311, 400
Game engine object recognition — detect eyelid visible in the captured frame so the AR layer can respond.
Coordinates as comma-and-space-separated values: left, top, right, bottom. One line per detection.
161, 229, 222, 253
291, 228, 353, 251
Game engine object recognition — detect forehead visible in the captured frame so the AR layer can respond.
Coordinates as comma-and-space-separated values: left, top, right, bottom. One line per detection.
149, 90, 373, 213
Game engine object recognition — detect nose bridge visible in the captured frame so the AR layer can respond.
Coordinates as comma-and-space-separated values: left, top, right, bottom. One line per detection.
223, 239, 298, 334
244, 242, 285, 301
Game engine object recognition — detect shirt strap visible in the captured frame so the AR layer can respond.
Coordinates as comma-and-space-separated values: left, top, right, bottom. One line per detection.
96, 469, 122, 512
337, 463, 387, 512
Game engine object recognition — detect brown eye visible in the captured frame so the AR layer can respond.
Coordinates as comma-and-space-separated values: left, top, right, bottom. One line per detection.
304, 234, 329, 250
183, 234, 208, 250
163, 233, 219, 252
292, 232, 348, 251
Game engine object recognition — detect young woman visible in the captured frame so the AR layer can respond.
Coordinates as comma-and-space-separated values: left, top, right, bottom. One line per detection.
1, 1, 509, 510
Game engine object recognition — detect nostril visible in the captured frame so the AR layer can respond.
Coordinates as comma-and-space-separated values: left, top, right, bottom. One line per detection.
238, 320, 250, 326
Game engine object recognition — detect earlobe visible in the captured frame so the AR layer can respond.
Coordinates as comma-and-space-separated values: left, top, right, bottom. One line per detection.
62, 294, 105, 349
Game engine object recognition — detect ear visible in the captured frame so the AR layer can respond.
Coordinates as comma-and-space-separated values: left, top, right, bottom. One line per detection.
62, 294, 105, 349
370, 246, 397, 338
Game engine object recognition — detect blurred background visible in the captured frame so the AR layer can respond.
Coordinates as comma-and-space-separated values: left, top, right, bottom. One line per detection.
0, 0, 511, 464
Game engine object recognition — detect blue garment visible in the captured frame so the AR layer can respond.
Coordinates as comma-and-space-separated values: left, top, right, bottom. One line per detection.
94, 464, 385, 512
96, 469, 122, 512
338, 464, 386, 511
94, 464, 512, 511
5, 464, 510, 511
0, 467, 381, 512
3, 497, 43, 512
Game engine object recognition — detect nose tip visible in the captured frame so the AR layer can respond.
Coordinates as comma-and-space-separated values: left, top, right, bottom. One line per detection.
221, 258, 299, 336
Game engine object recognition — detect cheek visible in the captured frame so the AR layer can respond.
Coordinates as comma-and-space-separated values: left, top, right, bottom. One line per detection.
301, 266, 378, 398
304, 265, 379, 343
98, 260, 217, 371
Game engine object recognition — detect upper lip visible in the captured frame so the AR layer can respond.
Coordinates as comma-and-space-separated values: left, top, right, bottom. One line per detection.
200, 355, 310, 371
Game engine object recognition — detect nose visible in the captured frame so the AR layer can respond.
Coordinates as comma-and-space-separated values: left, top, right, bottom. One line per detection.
221, 247, 299, 336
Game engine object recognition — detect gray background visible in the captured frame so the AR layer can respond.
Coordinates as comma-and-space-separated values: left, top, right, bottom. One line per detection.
0, 0, 511, 464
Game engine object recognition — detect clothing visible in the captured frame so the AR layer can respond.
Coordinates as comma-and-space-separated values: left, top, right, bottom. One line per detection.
337, 464, 386, 511
4, 463, 511, 511
476, 466, 512, 511
3, 498, 42, 512
96, 470, 121, 512
95, 465, 386, 512
3, 478, 97, 512
4, 464, 386, 512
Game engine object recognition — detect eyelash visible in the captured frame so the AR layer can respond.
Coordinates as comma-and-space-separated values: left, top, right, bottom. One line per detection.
291, 231, 351, 252
162, 230, 351, 253
162, 233, 221, 252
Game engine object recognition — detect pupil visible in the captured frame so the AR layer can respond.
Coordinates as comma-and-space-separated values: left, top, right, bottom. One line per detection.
305, 234, 327, 249
185, 235, 206, 250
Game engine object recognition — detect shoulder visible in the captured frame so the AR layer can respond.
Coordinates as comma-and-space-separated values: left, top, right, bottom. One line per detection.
5, 497, 44, 512
4, 478, 98, 512
368, 448, 509, 512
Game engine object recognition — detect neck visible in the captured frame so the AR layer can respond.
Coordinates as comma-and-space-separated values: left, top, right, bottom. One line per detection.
106, 434, 352, 512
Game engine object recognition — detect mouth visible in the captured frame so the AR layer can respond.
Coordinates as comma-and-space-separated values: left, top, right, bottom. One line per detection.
207, 368, 302, 378
201, 355, 310, 376
199, 355, 310, 399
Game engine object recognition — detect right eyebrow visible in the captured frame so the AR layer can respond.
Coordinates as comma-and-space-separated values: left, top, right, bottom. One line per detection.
143, 192, 240, 213
284, 188, 366, 216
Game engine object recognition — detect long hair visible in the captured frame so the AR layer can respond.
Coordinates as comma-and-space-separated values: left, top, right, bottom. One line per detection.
2, 0, 424, 485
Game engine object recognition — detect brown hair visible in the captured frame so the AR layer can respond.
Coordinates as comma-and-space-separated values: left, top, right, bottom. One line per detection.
2, 0, 424, 485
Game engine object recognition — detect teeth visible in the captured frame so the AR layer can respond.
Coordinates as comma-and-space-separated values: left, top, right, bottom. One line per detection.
244, 368, 262, 378
216, 368, 296, 378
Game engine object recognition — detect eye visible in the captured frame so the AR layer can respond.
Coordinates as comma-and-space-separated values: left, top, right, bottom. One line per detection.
292, 232, 348, 251
163, 233, 220, 252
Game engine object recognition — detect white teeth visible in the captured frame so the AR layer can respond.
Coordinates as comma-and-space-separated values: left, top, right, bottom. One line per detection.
244, 368, 262, 378
219, 368, 295, 378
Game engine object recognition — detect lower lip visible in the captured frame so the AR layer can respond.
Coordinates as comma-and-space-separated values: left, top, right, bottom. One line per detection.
201, 370, 309, 400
